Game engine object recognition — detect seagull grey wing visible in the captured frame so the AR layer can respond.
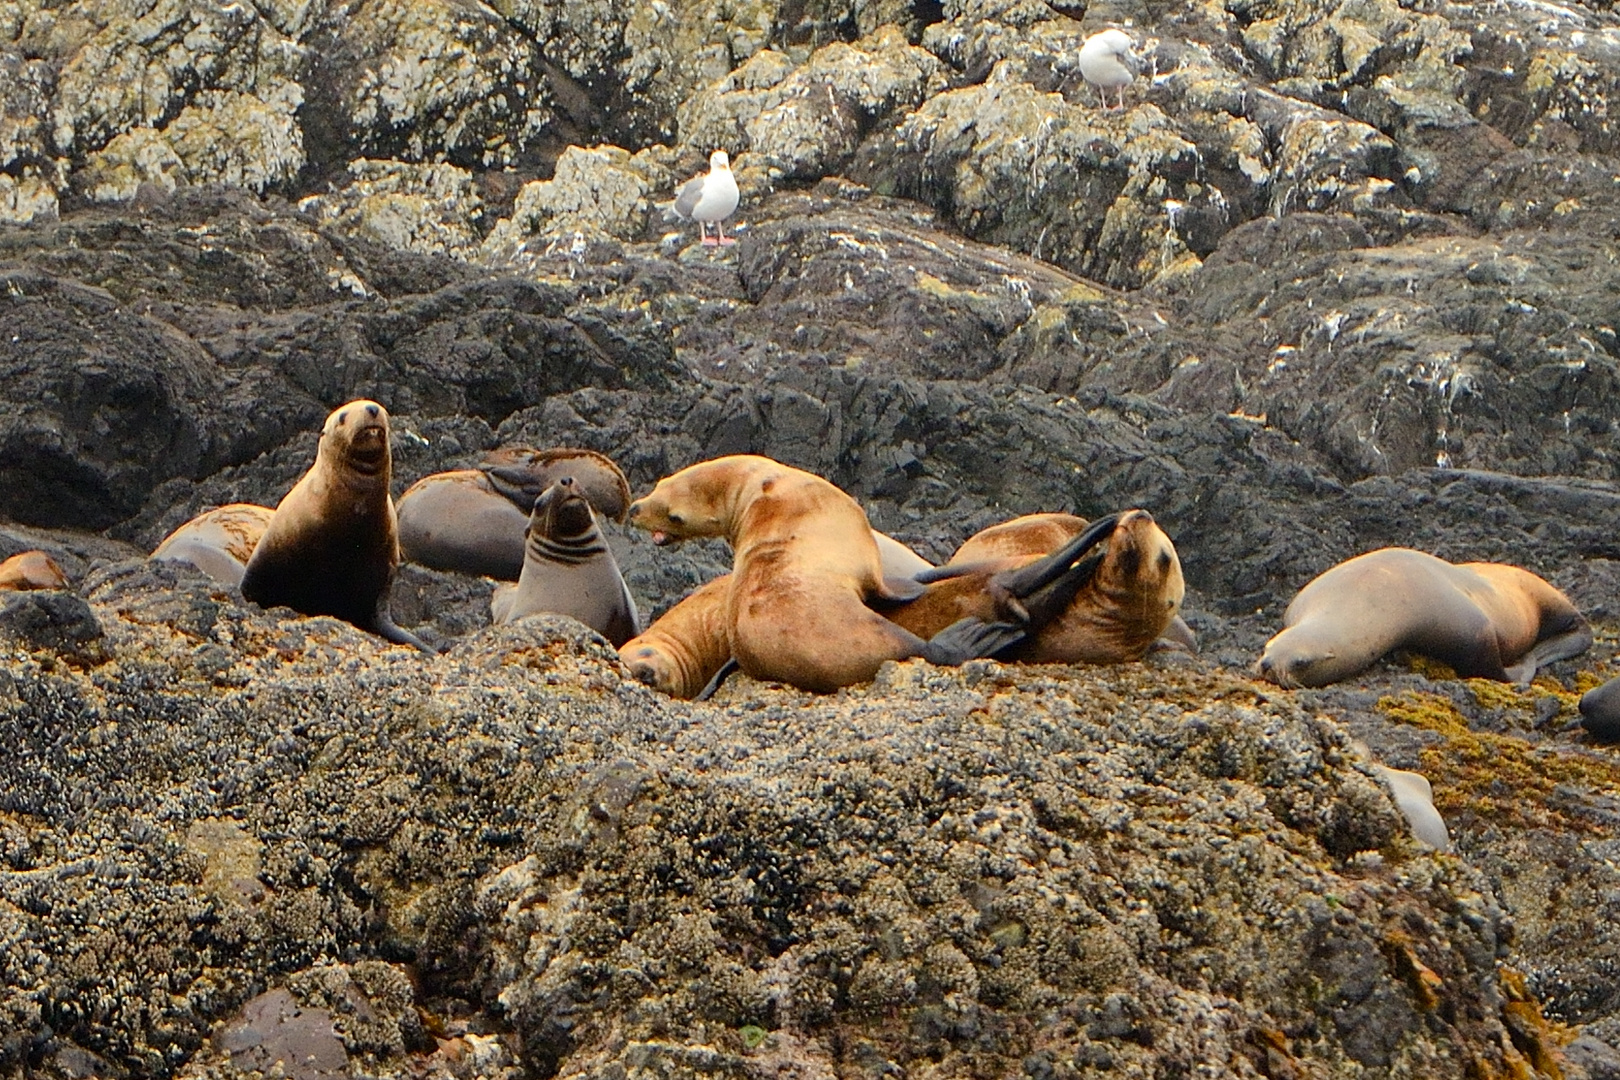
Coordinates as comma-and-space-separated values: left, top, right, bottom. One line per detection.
1120, 47, 1141, 74
673, 174, 706, 219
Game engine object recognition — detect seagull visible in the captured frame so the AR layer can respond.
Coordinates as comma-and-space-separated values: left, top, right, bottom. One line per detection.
1078, 29, 1139, 111
672, 150, 740, 247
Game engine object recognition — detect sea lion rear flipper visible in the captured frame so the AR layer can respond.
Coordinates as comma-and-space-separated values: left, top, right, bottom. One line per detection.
921, 617, 1029, 665
989, 514, 1120, 599
1505, 623, 1594, 683
694, 658, 739, 701
482, 464, 546, 511
1152, 615, 1199, 655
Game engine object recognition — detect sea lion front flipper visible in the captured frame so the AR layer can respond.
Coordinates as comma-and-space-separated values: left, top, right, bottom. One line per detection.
868, 575, 928, 607
1505, 622, 1595, 684
694, 657, 740, 701
1152, 615, 1199, 655
373, 602, 437, 654
921, 617, 1029, 665
988, 514, 1120, 599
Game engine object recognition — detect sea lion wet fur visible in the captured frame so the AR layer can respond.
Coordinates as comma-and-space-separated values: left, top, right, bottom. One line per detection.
241, 400, 431, 653
1256, 548, 1590, 688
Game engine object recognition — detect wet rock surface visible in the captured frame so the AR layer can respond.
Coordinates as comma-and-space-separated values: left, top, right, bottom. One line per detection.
5, 0, 1620, 1073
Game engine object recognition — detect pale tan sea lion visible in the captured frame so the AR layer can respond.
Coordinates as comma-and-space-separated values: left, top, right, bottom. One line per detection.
628, 454, 960, 693
1374, 763, 1450, 851
150, 504, 275, 586
1256, 548, 1590, 689
618, 574, 733, 699
891, 510, 1185, 664
872, 530, 934, 579
0, 551, 68, 591
241, 400, 431, 653
490, 477, 640, 646
397, 447, 631, 580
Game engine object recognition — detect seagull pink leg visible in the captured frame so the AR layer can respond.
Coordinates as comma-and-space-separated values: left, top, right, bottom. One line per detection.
701, 223, 717, 247
717, 221, 735, 246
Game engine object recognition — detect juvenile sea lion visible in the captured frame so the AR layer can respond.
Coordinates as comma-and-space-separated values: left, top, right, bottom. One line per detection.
397, 447, 631, 580
241, 400, 431, 653
1256, 548, 1590, 689
629, 455, 1013, 693
619, 574, 733, 698
150, 504, 275, 586
891, 510, 1185, 664
491, 476, 640, 646
0, 551, 68, 591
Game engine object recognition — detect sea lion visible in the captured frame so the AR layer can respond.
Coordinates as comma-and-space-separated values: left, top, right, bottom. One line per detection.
397, 447, 631, 580
490, 476, 640, 646
872, 530, 934, 579
0, 551, 68, 591
943, 512, 1197, 654
150, 504, 276, 586
630, 455, 1018, 693
1579, 674, 1620, 741
241, 400, 431, 653
619, 575, 733, 699
1373, 762, 1451, 851
1256, 548, 1590, 689
890, 509, 1185, 664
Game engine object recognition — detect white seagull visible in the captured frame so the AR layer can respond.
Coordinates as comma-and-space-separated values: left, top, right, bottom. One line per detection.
673, 150, 740, 247
1078, 29, 1139, 111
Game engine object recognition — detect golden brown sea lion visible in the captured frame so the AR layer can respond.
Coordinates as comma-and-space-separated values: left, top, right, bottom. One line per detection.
1256, 548, 1590, 689
241, 400, 431, 653
397, 447, 631, 580
892, 510, 1185, 664
150, 504, 276, 586
628, 454, 980, 693
490, 476, 640, 645
0, 551, 68, 591
618, 574, 733, 698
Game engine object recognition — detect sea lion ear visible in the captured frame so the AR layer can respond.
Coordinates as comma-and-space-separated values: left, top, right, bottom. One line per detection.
761, 478, 775, 493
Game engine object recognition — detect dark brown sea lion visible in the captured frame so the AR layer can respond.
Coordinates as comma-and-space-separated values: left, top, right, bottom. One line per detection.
241, 400, 431, 653
150, 504, 276, 586
490, 476, 640, 646
1256, 548, 1590, 688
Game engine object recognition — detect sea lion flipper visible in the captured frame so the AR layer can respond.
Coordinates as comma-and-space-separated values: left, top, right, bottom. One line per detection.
914, 560, 1000, 585
1153, 615, 1199, 654
871, 575, 928, 605
990, 514, 1119, 599
1506, 623, 1594, 684
921, 616, 1028, 665
373, 606, 437, 654
482, 464, 546, 511
694, 657, 740, 701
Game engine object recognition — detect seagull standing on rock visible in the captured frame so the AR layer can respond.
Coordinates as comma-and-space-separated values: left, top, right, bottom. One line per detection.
1078, 29, 1139, 111
673, 150, 740, 247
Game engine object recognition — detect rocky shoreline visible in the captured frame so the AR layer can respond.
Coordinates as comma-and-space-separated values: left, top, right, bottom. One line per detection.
7, 0, 1620, 1074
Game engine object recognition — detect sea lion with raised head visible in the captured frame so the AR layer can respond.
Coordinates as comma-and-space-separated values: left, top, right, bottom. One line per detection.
491, 476, 640, 646
397, 447, 631, 580
628, 454, 1020, 693
0, 551, 68, 591
241, 400, 431, 653
151, 504, 275, 586
1256, 548, 1590, 689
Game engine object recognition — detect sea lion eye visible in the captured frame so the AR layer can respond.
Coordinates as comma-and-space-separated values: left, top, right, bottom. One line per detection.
337, 410, 348, 424
1158, 552, 1172, 571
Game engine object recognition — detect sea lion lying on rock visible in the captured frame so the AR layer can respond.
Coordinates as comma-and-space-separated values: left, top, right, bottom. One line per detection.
0, 551, 68, 591
1256, 548, 1589, 689
150, 504, 275, 587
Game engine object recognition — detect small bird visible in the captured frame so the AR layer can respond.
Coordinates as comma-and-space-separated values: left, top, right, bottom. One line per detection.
673, 150, 740, 247
1078, 29, 1139, 111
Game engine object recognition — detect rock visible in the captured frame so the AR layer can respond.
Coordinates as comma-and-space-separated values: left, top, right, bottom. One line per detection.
0, 589, 104, 660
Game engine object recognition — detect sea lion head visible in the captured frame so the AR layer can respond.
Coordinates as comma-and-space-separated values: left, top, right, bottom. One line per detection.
1095, 509, 1184, 624
531, 477, 596, 540
1254, 636, 1333, 689
629, 456, 770, 546
322, 399, 392, 479
621, 642, 680, 695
